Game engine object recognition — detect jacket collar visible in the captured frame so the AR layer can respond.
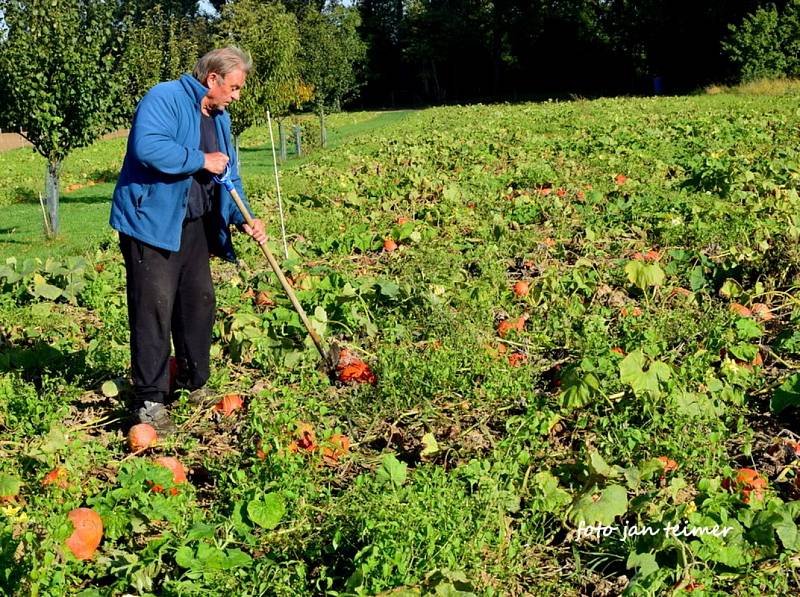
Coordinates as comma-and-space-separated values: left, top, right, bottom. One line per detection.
179, 74, 209, 106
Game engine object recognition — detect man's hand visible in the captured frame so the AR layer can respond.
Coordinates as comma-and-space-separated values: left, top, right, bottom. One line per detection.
242, 218, 268, 245
203, 151, 229, 175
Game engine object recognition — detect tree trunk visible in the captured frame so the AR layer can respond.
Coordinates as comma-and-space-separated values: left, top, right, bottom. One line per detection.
318, 105, 327, 149
235, 134, 240, 165
45, 160, 60, 238
430, 60, 444, 103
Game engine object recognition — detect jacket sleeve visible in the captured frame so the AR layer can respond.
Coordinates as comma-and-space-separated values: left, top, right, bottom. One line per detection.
130, 90, 205, 176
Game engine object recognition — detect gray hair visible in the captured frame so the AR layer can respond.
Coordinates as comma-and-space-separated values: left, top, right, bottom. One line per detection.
192, 46, 253, 85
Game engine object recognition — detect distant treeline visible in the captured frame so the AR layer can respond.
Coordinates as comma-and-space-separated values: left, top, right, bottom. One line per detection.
355, 0, 800, 105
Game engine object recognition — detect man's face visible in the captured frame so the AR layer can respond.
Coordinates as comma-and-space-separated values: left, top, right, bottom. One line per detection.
205, 68, 246, 112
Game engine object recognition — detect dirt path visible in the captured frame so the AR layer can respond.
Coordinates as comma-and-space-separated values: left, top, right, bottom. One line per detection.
0, 132, 31, 152
0, 130, 129, 153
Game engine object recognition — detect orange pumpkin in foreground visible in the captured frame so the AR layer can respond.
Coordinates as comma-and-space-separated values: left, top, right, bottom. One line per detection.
65, 508, 103, 560
128, 424, 158, 452
214, 394, 244, 416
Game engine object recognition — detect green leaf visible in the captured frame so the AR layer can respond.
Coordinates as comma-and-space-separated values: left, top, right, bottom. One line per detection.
312, 305, 327, 322
689, 266, 707, 291
735, 318, 763, 340
420, 433, 439, 459
775, 513, 800, 551
283, 350, 304, 368
638, 458, 668, 480
588, 450, 623, 479
185, 524, 216, 542
674, 391, 720, 418
719, 279, 742, 299
393, 222, 416, 241
174, 545, 195, 569
624, 465, 642, 489
560, 370, 600, 409
221, 548, 252, 569
729, 342, 758, 362
0, 266, 21, 284
376, 280, 400, 298
625, 261, 665, 291
310, 306, 328, 337
32, 273, 62, 300
619, 350, 671, 397
626, 551, 659, 578
195, 543, 222, 569
532, 471, 571, 513
421, 568, 476, 595
41, 426, 67, 454
442, 185, 461, 203
569, 484, 628, 526
247, 492, 286, 529
771, 373, 800, 414
376, 453, 407, 488
0, 474, 22, 498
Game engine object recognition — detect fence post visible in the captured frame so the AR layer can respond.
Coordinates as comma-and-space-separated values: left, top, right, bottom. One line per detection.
278, 120, 287, 162
293, 125, 302, 157
319, 106, 327, 148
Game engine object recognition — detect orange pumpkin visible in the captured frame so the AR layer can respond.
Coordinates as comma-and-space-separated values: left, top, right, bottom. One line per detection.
42, 467, 69, 489
322, 434, 350, 465
729, 303, 752, 318
512, 280, 530, 297
65, 508, 103, 560
214, 394, 244, 416
154, 457, 188, 484
507, 353, 528, 367
656, 456, 678, 474
128, 424, 158, 452
497, 314, 528, 338
335, 349, 378, 384
751, 303, 774, 321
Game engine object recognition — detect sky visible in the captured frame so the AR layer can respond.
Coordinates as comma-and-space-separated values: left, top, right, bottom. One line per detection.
197, 0, 218, 17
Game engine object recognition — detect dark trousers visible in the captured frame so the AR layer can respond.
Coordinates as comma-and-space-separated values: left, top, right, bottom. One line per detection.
119, 217, 215, 404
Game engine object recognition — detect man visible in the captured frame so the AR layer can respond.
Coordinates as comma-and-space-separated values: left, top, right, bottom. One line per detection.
110, 47, 267, 434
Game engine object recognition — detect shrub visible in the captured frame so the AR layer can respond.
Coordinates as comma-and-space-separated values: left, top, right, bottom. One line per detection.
723, 1, 800, 82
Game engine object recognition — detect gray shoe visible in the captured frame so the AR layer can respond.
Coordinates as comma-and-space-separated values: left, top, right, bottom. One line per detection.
137, 401, 178, 436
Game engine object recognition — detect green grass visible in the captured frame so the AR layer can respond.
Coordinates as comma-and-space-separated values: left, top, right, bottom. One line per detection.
705, 77, 800, 96
0, 110, 414, 261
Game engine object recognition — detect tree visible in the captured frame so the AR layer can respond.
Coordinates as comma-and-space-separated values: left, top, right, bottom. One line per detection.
0, 0, 124, 237
299, 4, 367, 114
723, 0, 800, 81
357, 0, 406, 106
216, 0, 303, 136
403, 0, 495, 102
113, 6, 209, 124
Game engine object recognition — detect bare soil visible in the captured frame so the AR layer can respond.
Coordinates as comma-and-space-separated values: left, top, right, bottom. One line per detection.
0, 130, 129, 153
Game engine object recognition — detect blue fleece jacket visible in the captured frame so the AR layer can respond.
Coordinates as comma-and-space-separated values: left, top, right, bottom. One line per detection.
109, 74, 254, 261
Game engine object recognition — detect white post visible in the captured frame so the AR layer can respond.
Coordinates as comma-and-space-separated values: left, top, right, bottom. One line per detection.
267, 110, 289, 260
